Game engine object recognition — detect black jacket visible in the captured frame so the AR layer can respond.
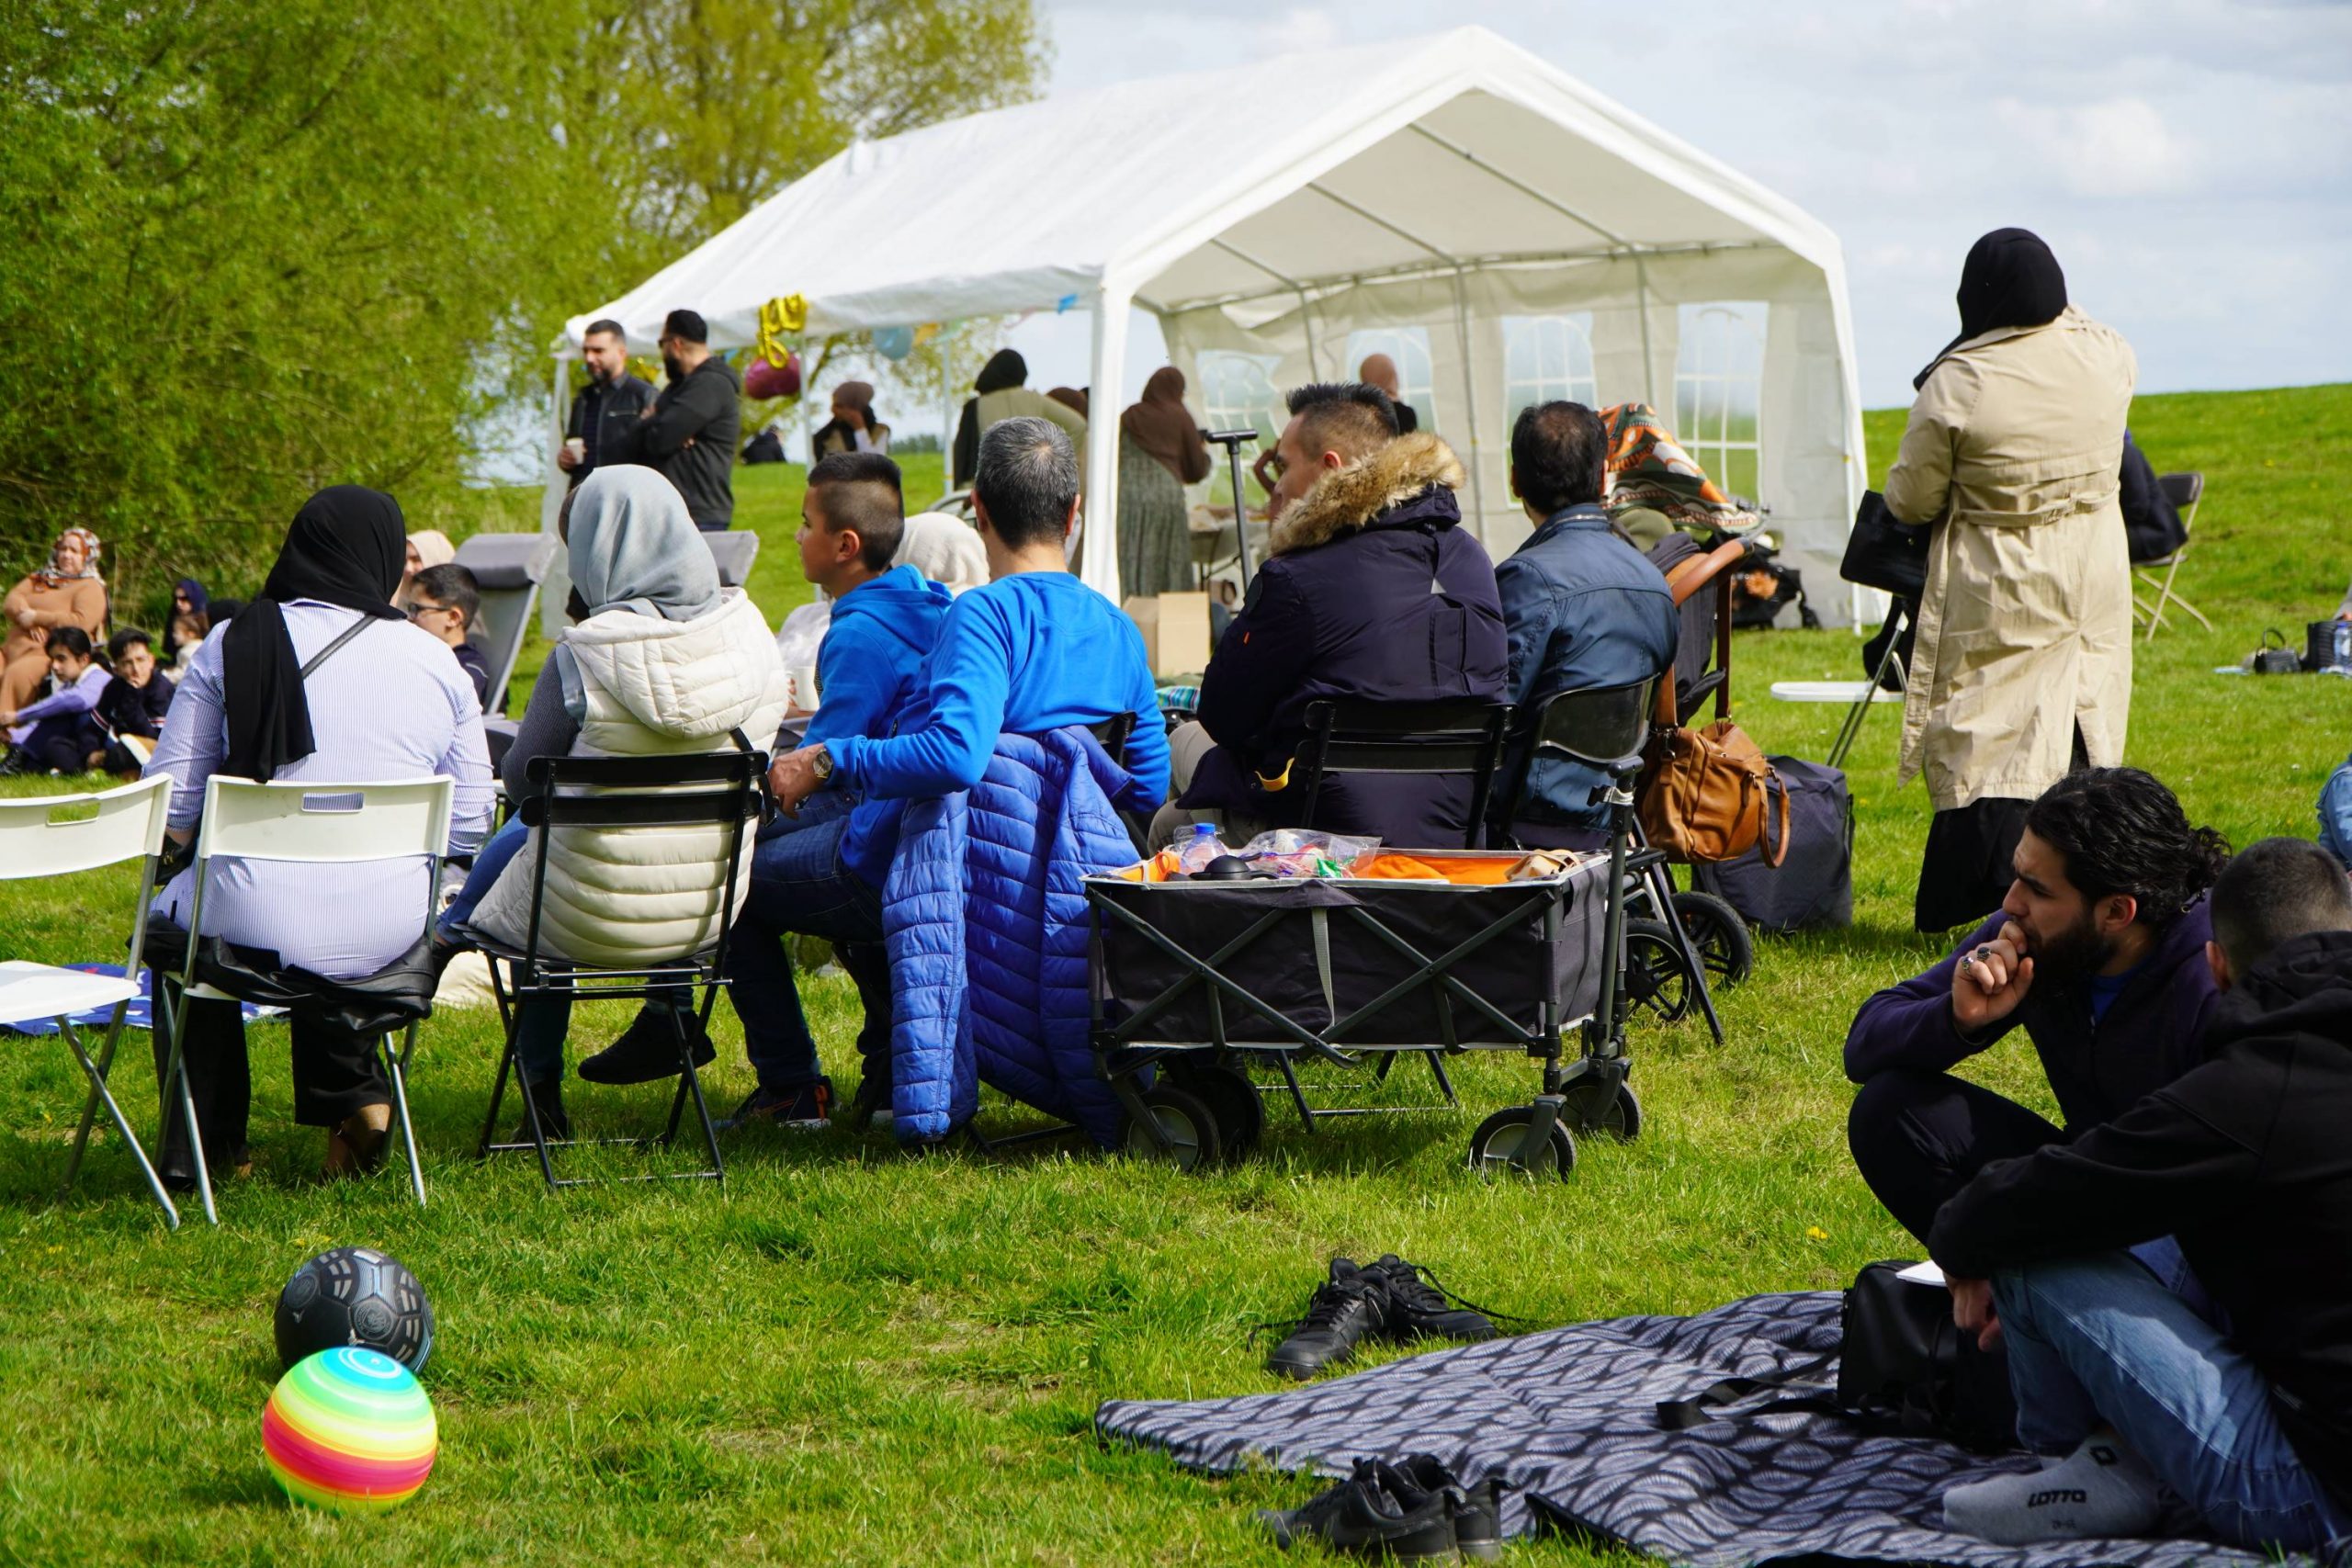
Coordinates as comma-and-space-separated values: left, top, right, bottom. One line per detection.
607, 356, 741, 527
94, 669, 173, 739
2118, 430, 2186, 564
1930, 928, 2352, 1504
1845, 901, 2220, 1130
564, 371, 656, 487
1184, 432, 1507, 846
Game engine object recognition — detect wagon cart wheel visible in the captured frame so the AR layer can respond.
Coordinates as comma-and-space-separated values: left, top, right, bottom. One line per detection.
1465, 1105, 1577, 1180
1669, 891, 1754, 987
1123, 1085, 1222, 1173
1623, 919, 1693, 1022
1561, 1080, 1642, 1142
1168, 1061, 1264, 1162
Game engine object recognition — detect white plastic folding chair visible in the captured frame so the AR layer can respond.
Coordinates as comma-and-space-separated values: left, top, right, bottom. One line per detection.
0, 776, 178, 1225
155, 775, 454, 1224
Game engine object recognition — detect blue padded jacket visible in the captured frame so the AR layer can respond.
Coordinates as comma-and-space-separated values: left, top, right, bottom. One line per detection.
881, 726, 1143, 1145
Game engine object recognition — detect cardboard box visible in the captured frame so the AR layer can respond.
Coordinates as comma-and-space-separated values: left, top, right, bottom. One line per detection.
1124, 592, 1212, 680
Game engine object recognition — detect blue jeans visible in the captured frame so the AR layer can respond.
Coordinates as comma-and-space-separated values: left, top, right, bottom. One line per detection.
1994, 1249, 2352, 1554
726, 810, 889, 1096
437, 818, 686, 1082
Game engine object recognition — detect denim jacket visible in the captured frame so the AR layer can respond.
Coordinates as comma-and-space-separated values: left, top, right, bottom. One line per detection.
1493, 503, 1679, 833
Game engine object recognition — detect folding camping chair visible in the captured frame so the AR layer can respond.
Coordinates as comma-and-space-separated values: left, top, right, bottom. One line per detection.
1, 777, 178, 1225
451, 531, 560, 716
701, 531, 761, 590
153, 775, 454, 1224
2135, 472, 2212, 639
462, 750, 765, 1190
1292, 698, 1511, 849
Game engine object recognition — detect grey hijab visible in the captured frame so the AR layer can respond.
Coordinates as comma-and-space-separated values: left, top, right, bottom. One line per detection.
566, 467, 721, 622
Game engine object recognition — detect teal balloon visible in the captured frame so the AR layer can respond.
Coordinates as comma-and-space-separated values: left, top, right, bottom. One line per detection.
873, 325, 915, 361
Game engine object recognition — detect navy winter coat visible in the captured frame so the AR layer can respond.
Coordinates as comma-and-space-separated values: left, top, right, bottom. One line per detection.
1184, 432, 1506, 847
1493, 503, 1679, 836
882, 727, 1144, 1146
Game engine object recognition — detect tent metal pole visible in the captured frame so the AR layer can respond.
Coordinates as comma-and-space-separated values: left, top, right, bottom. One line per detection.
1634, 254, 1659, 409
1080, 283, 1132, 604
1449, 267, 1487, 543
1406, 124, 1629, 249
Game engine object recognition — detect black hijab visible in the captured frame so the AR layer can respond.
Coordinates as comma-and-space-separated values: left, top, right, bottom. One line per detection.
221, 485, 408, 780
974, 348, 1028, 395
1914, 228, 2069, 389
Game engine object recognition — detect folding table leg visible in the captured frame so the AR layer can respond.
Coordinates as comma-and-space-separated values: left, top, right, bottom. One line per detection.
382, 1024, 426, 1207
57, 1019, 179, 1228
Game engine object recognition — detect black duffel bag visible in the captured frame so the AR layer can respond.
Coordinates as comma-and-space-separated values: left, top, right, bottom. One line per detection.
1658, 1260, 2019, 1454
1693, 756, 1853, 932
1841, 490, 1930, 599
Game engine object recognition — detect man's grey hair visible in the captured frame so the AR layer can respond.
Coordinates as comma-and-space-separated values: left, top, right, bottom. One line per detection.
975, 416, 1080, 548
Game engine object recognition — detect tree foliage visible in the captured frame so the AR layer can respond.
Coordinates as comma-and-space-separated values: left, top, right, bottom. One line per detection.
0, 0, 1046, 615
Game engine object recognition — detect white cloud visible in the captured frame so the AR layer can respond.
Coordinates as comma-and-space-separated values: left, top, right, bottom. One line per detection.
1993, 96, 2200, 197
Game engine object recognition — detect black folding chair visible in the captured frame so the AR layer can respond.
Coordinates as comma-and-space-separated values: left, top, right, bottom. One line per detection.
1293, 698, 1511, 850
461, 750, 766, 1190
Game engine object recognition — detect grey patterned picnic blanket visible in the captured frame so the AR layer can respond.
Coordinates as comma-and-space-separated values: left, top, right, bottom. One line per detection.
1096, 1291, 2298, 1568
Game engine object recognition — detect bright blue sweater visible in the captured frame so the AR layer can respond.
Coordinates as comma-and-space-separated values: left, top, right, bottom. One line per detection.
831, 571, 1168, 887
797, 565, 952, 755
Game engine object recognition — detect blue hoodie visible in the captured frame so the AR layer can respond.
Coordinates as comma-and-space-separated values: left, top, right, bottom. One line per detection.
797, 564, 953, 755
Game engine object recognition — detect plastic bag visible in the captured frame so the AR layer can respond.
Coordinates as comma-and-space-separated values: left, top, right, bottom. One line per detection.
1235, 828, 1381, 878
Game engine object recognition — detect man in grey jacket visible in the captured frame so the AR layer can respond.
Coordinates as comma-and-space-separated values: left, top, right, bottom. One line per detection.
608, 308, 740, 530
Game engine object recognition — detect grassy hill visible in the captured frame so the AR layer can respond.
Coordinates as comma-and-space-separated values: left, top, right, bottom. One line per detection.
2, 387, 2347, 1565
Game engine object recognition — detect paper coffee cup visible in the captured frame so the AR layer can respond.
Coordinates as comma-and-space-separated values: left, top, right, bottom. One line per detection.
563, 436, 585, 459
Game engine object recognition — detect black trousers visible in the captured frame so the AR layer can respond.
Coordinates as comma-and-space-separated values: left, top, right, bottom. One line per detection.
151, 973, 390, 1171
1847, 1066, 2063, 1245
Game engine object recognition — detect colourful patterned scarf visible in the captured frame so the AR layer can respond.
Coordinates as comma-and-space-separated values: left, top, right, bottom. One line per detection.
1600, 404, 1756, 534
33, 526, 102, 587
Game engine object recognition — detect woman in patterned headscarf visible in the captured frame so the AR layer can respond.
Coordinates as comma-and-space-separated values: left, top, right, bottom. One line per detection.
1599, 404, 1757, 550
3, 527, 107, 712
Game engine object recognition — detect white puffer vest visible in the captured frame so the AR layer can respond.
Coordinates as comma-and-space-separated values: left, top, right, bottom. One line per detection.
469, 592, 789, 967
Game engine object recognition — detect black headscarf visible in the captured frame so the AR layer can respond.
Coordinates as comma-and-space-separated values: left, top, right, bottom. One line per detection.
1914, 228, 2069, 389
974, 348, 1027, 395
220, 485, 408, 780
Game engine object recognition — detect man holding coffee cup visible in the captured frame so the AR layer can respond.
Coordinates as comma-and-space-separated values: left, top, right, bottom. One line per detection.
560, 318, 655, 488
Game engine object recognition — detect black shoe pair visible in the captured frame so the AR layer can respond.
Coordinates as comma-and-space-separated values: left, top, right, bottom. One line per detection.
1259, 1454, 1501, 1562
1266, 1256, 1500, 1381
576, 1007, 717, 1085
512, 1077, 571, 1144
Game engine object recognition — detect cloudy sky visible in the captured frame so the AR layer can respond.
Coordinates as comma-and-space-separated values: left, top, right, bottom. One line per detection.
1007, 0, 2352, 410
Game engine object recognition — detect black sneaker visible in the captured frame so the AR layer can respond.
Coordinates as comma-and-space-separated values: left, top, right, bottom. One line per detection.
847, 1072, 893, 1132
1266, 1258, 1392, 1382
577, 1007, 718, 1085
1388, 1456, 1501, 1562
722, 1079, 832, 1131
512, 1077, 571, 1144
1258, 1457, 1462, 1562
1363, 1256, 1500, 1346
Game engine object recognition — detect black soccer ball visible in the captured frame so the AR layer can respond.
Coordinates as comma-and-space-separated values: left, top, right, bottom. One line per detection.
274, 1247, 434, 1374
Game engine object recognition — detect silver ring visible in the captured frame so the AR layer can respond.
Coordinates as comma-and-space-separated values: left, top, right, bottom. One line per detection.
1957, 951, 1976, 973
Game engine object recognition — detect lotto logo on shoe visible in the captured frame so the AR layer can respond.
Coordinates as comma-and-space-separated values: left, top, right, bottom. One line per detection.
2027, 1489, 2089, 1507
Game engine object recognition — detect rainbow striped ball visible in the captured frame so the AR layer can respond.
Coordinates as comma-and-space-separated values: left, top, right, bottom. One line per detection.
263, 1347, 437, 1512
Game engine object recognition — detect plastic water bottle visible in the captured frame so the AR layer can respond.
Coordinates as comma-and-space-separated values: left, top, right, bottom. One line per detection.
1176, 822, 1231, 875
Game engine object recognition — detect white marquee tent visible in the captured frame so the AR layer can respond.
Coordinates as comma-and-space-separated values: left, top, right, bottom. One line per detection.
560, 26, 1868, 620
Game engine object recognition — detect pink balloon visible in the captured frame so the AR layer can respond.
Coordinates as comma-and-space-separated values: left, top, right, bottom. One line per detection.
744, 352, 801, 400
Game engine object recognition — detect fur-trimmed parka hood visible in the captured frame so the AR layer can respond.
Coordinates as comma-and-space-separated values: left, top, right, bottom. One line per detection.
1270, 432, 1467, 557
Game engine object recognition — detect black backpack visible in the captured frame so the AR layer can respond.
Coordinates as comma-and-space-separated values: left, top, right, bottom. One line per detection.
1657, 1260, 2019, 1454
1692, 757, 1853, 932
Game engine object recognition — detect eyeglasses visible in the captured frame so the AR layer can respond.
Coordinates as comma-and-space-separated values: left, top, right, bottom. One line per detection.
405, 602, 453, 621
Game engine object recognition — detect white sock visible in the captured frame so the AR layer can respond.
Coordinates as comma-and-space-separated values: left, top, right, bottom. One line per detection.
1942, 1430, 2163, 1545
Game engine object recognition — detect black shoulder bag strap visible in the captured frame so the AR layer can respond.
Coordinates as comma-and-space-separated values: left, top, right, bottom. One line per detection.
300, 614, 378, 680
1655, 1348, 1842, 1431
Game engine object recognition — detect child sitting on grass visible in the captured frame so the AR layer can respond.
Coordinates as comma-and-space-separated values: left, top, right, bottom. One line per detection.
0, 626, 109, 775
91, 626, 175, 774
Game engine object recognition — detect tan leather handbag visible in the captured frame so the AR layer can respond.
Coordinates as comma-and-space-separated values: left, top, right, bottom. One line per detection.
1636, 542, 1790, 865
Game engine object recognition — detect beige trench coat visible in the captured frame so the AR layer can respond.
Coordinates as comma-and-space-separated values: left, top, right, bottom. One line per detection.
1885, 306, 2137, 811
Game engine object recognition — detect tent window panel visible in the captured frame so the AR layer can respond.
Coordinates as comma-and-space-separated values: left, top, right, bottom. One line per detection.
1502, 314, 1597, 423
1674, 302, 1767, 504
1345, 327, 1436, 429
1197, 350, 1283, 506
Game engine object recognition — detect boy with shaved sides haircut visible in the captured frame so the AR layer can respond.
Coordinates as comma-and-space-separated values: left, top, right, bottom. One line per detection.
1933, 837, 2352, 1552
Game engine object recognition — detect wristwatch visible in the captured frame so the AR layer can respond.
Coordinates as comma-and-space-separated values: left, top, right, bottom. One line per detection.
808, 745, 834, 786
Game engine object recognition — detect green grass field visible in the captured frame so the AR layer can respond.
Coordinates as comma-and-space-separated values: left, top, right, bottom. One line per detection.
3, 389, 2347, 1564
